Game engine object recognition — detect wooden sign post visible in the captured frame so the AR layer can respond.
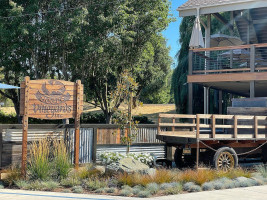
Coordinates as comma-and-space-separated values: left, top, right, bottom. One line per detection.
20, 77, 83, 176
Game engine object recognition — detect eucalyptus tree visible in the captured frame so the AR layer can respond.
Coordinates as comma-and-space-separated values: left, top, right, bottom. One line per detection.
0, 0, 172, 123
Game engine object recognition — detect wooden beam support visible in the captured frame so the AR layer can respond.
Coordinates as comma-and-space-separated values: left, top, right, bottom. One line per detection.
254, 116, 258, 139
212, 115, 216, 138
74, 80, 82, 169
21, 76, 30, 177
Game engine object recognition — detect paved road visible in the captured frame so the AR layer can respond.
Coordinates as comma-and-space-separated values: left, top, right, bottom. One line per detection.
0, 185, 267, 200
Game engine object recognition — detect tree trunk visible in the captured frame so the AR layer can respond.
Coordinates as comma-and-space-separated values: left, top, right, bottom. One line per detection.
105, 112, 112, 124
12, 97, 22, 124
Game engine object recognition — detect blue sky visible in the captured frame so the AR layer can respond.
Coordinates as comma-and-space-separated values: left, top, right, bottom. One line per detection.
162, 0, 187, 67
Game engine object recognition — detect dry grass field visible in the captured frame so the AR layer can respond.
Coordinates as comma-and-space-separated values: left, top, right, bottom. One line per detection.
83, 103, 176, 122
1, 103, 176, 123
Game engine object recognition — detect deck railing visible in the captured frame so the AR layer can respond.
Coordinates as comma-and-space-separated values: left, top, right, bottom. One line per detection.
158, 113, 267, 140
189, 43, 267, 75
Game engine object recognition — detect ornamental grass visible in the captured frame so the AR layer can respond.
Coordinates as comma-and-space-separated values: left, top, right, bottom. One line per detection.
28, 138, 50, 180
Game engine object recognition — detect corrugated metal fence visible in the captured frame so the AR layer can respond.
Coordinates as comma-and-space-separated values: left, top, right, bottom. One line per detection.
0, 124, 166, 167
66, 128, 94, 164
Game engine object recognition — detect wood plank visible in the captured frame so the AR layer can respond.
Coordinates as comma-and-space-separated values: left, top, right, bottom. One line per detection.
254, 116, 258, 139
199, 124, 212, 128
188, 72, 267, 83
212, 115, 216, 138
196, 114, 200, 139
215, 125, 234, 128
159, 123, 196, 127
197, 114, 213, 119
159, 114, 196, 119
214, 115, 234, 119
234, 115, 238, 138
193, 68, 250, 74
192, 44, 252, 52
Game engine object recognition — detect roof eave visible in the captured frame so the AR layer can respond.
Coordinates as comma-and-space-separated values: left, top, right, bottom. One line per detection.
178, 0, 267, 17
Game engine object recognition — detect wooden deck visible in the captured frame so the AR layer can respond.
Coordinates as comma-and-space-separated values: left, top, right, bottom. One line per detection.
187, 43, 267, 97
158, 113, 267, 141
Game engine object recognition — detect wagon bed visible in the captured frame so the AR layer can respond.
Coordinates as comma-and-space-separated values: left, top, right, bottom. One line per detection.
156, 114, 267, 170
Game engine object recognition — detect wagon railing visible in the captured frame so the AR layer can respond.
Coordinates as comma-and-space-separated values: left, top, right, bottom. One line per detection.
158, 113, 267, 140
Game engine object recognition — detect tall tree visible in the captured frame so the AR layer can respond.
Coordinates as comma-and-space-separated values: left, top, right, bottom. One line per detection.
0, 0, 172, 123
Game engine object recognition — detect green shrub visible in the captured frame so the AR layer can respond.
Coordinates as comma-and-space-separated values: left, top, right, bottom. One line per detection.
42, 181, 60, 191
202, 182, 214, 191
95, 188, 105, 193
146, 183, 159, 195
133, 116, 154, 124
84, 178, 108, 191
0, 185, 4, 189
15, 180, 29, 189
62, 189, 72, 193
119, 189, 132, 196
81, 112, 106, 124
138, 190, 151, 198
3, 165, 21, 186
72, 186, 83, 193
160, 182, 180, 190
26, 181, 45, 191
28, 138, 51, 180
163, 184, 182, 195
60, 176, 81, 187
52, 140, 71, 179
183, 182, 201, 192
255, 165, 267, 178
104, 187, 117, 193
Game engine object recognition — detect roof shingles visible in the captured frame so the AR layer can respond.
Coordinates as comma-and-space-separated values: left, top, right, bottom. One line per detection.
179, 0, 255, 10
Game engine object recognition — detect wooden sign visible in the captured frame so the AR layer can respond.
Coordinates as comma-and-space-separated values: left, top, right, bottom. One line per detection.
20, 77, 83, 176
20, 79, 83, 119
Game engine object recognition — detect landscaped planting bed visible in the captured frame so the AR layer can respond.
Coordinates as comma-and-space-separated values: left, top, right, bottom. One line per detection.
1, 138, 267, 198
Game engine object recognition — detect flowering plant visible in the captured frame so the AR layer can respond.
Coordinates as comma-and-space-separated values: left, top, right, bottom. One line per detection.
99, 152, 154, 166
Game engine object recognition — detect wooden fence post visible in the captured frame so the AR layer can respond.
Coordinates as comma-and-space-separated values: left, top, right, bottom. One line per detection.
212, 115, 216, 138
196, 114, 200, 169
74, 80, 82, 169
234, 115, 238, 138
21, 76, 30, 177
254, 116, 258, 139
92, 128, 98, 163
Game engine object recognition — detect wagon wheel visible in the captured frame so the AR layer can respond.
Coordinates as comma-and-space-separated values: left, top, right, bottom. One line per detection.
213, 147, 238, 171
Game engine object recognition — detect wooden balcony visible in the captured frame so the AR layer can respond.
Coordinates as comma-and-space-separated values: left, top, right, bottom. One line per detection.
188, 43, 267, 97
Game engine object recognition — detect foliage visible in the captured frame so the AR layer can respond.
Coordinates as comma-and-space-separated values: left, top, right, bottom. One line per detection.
99, 152, 154, 166
28, 138, 50, 180
178, 169, 216, 185
84, 178, 108, 191
2, 165, 21, 186
133, 116, 154, 124
146, 183, 159, 195
137, 190, 151, 198
163, 183, 182, 195
117, 169, 177, 187
119, 189, 133, 197
60, 173, 81, 187
72, 186, 83, 193
104, 187, 117, 194
81, 113, 106, 124
0, 0, 172, 123
112, 70, 140, 152
94, 188, 105, 193
255, 165, 267, 178
183, 182, 202, 192
52, 140, 72, 179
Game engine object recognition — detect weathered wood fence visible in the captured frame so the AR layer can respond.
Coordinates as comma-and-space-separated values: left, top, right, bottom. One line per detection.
0, 124, 165, 168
